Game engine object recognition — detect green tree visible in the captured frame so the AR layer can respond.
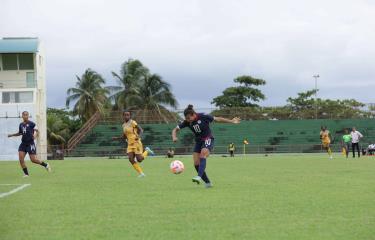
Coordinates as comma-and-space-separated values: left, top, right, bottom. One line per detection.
133, 73, 178, 122
47, 113, 69, 146
318, 99, 367, 119
66, 69, 109, 122
287, 89, 370, 119
134, 73, 177, 110
212, 75, 266, 108
287, 89, 317, 117
47, 108, 82, 140
109, 59, 178, 122
108, 59, 146, 110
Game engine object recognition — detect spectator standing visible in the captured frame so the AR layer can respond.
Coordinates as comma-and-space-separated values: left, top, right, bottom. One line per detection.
351, 127, 363, 158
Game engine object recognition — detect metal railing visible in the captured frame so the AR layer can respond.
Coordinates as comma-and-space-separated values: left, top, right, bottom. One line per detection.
66, 111, 101, 152
63, 142, 375, 158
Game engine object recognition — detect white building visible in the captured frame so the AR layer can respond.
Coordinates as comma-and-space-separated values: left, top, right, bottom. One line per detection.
0, 38, 47, 160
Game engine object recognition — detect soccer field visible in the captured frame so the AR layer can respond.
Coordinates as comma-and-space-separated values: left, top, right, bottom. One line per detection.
0, 154, 374, 240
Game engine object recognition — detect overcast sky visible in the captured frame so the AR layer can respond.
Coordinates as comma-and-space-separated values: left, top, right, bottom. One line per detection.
1, 0, 375, 109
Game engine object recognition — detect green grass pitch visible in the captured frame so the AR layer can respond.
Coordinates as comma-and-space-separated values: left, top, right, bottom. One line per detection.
1, 154, 375, 240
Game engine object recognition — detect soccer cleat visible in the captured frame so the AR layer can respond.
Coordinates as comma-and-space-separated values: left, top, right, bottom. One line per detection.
22, 175, 29, 178
329, 156, 333, 160
138, 173, 146, 178
45, 163, 52, 172
192, 176, 202, 184
145, 147, 155, 156
205, 182, 213, 188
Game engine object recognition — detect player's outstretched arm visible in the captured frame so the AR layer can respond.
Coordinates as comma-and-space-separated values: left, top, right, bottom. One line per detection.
213, 116, 241, 124
8, 132, 21, 138
172, 127, 179, 142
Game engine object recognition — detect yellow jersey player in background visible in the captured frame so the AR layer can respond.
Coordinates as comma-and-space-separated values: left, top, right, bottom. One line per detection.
320, 126, 333, 159
113, 110, 154, 177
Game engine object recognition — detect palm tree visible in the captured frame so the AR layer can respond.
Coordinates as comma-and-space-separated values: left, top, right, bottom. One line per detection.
47, 114, 69, 146
109, 59, 178, 122
107, 59, 146, 110
66, 69, 109, 122
132, 73, 178, 122
108, 59, 177, 112
135, 73, 177, 109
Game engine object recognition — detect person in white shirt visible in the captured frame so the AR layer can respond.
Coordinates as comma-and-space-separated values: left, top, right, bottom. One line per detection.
351, 127, 363, 158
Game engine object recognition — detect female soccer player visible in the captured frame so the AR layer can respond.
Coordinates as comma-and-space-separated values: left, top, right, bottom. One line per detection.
7, 111, 51, 177
320, 126, 333, 159
113, 110, 154, 177
172, 105, 240, 187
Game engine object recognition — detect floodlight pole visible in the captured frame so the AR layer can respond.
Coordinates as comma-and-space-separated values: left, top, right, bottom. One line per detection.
313, 74, 320, 119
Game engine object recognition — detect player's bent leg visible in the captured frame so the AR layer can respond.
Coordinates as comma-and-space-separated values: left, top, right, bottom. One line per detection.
30, 154, 51, 172
198, 148, 209, 175
194, 165, 211, 185
192, 152, 202, 184
129, 152, 145, 177
18, 151, 29, 177
136, 154, 144, 162
128, 152, 136, 165
327, 146, 333, 159
144, 146, 154, 156
193, 152, 210, 184
18, 151, 27, 168
193, 152, 200, 166
193, 148, 210, 184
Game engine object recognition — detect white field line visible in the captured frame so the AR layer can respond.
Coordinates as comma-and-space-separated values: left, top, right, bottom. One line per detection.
0, 184, 31, 198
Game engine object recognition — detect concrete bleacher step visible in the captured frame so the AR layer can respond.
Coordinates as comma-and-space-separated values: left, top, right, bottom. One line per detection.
69, 118, 375, 155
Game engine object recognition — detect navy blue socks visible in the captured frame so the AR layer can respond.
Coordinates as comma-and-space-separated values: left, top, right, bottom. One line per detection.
195, 158, 210, 183
198, 158, 206, 177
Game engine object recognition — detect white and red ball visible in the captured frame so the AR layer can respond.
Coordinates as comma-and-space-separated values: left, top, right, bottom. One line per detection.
170, 160, 185, 174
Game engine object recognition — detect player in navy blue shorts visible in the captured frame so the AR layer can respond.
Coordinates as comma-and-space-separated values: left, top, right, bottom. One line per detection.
172, 105, 240, 187
8, 111, 51, 177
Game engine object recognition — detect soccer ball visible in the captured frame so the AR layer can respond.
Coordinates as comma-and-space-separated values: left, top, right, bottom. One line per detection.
170, 160, 185, 174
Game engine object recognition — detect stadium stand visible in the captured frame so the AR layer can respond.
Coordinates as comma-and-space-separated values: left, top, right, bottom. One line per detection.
68, 117, 375, 156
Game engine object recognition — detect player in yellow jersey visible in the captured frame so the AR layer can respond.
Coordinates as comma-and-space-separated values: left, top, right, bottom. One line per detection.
320, 126, 333, 159
113, 110, 154, 177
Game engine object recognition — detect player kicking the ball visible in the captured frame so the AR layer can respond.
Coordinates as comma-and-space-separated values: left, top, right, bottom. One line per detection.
113, 110, 154, 177
7, 111, 51, 177
172, 105, 240, 188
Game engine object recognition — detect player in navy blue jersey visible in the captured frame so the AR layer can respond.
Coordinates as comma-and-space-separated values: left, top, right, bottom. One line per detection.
8, 111, 51, 177
172, 105, 240, 187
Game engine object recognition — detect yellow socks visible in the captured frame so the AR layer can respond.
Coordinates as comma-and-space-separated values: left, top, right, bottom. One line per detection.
327, 148, 332, 156
132, 163, 143, 174
142, 151, 149, 158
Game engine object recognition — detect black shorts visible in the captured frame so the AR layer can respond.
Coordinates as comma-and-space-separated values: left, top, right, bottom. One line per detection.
194, 138, 214, 153
18, 143, 37, 155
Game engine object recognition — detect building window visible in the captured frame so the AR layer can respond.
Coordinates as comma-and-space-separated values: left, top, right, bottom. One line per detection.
26, 72, 36, 88
2, 54, 18, 70
18, 53, 34, 70
1, 53, 34, 70
2, 91, 33, 103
